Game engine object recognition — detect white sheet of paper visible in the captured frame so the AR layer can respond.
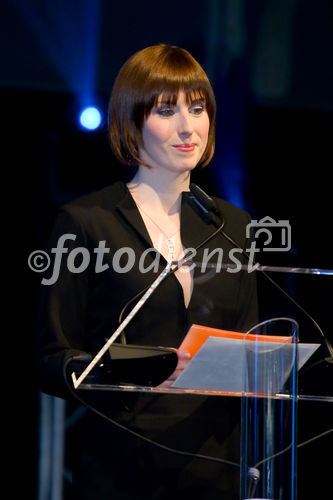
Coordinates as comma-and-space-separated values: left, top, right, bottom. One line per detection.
172, 337, 320, 392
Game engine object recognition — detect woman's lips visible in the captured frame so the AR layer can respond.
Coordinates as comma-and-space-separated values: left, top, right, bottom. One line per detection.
172, 143, 196, 152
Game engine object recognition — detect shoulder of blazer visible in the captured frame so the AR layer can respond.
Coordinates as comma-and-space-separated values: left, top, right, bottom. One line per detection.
60, 181, 127, 213
55, 181, 149, 242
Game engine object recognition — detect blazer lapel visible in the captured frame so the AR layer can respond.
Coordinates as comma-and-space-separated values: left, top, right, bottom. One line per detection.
116, 186, 155, 249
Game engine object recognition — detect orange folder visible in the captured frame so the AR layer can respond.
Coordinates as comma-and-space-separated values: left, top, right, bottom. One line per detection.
179, 324, 292, 358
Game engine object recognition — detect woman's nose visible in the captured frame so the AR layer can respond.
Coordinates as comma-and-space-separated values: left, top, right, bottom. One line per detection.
177, 111, 194, 137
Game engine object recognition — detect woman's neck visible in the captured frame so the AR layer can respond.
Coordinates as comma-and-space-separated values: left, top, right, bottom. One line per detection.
127, 166, 191, 215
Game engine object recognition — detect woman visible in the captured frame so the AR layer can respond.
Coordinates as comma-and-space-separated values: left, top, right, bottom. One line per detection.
34, 44, 258, 499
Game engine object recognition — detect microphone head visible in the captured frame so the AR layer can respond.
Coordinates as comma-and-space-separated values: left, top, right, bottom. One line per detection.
187, 184, 224, 229
248, 467, 260, 481
190, 183, 217, 213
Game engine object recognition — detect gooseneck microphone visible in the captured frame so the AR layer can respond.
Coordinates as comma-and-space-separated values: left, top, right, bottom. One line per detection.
189, 183, 221, 215
247, 467, 260, 498
189, 183, 333, 362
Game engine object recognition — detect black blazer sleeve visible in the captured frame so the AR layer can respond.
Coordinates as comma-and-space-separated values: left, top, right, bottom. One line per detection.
32, 208, 92, 399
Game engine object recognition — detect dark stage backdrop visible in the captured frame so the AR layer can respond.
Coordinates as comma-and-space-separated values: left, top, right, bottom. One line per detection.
2, 1, 332, 498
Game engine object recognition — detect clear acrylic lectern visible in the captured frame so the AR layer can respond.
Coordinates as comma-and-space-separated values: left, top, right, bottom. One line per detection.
41, 266, 332, 500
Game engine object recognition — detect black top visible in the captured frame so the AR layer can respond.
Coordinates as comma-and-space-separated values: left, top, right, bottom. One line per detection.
33, 181, 258, 499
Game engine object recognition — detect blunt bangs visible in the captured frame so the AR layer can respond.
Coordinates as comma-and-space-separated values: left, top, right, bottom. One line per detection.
109, 44, 216, 168
138, 49, 215, 120
148, 86, 212, 116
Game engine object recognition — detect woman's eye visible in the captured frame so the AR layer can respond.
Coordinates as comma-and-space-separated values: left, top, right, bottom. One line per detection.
190, 104, 205, 115
157, 107, 175, 117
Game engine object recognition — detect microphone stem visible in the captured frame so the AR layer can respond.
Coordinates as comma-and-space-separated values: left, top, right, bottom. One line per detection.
71, 261, 177, 388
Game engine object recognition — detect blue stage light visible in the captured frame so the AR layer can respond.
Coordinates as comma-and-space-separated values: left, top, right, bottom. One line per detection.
79, 106, 102, 130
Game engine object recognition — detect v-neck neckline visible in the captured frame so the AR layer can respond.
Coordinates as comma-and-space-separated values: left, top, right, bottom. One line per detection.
115, 182, 216, 311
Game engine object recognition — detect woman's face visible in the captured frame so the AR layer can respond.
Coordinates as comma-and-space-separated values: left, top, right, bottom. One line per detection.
139, 91, 210, 173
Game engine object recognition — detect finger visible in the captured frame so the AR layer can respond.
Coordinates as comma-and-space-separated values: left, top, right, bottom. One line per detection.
157, 366, 186, 387
176, 359, 189, 370
177, 351, 191, 360
176, 352, 191, 369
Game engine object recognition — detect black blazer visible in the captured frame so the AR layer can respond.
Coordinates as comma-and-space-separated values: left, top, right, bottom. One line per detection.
34, 180, 257, 396
33, 181, 258, 499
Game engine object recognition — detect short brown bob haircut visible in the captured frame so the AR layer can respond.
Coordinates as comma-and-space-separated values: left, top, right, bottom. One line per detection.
108, 44, 216, 168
